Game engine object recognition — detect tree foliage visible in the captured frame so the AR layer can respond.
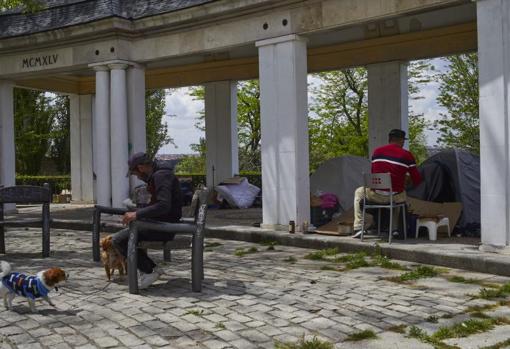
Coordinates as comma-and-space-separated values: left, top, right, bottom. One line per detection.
49, 95, 70, 174
14, 88, 55, 175
0, 0, 43, 12
434, 53, 479, 154
145, 89, 173, 158
309, 68, 368, 171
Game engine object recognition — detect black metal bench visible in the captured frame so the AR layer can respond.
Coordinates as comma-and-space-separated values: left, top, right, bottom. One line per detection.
92, 188, 203, 262
92, 188, 209, 294
0, 184, 52, 258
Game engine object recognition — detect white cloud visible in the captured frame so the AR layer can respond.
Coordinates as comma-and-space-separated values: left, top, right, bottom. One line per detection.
157, 87, 204, 155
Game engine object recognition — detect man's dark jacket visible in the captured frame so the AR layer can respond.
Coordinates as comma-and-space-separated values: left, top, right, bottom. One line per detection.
136, 161, 183, 223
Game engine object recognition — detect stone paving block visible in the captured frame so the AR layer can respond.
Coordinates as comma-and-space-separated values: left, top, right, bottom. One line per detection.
39, 334, 65, 346
229, 338, 259, 349
238, 329, 271, 343
93, 337, 120, 348
145, 335, 171, 346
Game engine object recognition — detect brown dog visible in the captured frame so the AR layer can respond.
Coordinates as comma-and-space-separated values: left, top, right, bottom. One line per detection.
100, 236, 127, 281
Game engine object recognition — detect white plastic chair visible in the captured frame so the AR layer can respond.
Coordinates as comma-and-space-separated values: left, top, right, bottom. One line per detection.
415, 216, 450, 241
361, 173, 407, 244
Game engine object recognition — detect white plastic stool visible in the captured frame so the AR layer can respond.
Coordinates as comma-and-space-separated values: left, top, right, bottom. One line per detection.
415, 217, 450, 241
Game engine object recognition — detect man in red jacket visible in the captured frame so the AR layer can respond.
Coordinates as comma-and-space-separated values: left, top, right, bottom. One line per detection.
353, 129, 422, 238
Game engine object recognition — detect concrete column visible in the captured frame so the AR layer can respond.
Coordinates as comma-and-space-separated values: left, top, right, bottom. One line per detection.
0, 81, 15, 211
70, 94, 94, 202
477, 0, 510, 250
109, 63, 130, 208
93, 66, 111, 207
367, 62, 409, 153
204, 81, 239, 187
127, 65, 147, 190
256, 34, 310, 229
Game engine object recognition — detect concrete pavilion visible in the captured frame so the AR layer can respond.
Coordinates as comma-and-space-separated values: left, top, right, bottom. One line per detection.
0, 0, 507, 251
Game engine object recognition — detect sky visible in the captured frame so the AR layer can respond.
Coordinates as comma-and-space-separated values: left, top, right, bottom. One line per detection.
157, 58, 448, 155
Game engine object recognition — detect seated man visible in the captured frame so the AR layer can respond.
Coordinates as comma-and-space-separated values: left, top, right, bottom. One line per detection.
352, 129, 422, 238
112, 152, 183, 289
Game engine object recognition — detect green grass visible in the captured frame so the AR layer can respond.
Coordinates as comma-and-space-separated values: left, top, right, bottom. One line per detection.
477, 283, 510, 299
335, 252, 371, 269
215, 322, 226, 330
283, 256, 297, 263
304, 248, 340, 261
234, 247, 259, 257
388, 265, 441, 283
345, 329, 378, 341
431, 318, 497, 340
186, 309, 205, 316
426, 315, 439, 323
447, 276, 500, 289
387, 324, 407, 333
320, 265, 337, 271
274, 336, 333, 349
372, 254, 407, 270
408, 317, 510, 348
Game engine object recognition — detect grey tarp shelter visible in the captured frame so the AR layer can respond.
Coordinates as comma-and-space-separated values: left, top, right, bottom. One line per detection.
310, 156, 370, 211
407, 149, 480, 236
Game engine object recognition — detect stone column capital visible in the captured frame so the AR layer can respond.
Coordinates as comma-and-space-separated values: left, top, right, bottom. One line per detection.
108, 63, 129, 70
92, 65, 109, 72
255, 34, 308, 48
89, 60, 143, 70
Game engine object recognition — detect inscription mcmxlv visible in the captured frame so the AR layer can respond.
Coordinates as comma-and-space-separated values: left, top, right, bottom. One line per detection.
22, 54, 59, 69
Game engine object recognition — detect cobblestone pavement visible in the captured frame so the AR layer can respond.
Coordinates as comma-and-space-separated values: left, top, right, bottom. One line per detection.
1, 228, 510, 349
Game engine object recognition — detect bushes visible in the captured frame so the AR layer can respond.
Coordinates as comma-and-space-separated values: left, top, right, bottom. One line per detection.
15, 175, 70, 195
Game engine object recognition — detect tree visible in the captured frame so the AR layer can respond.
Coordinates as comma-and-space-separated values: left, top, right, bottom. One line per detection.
175, 138, 206, 174
309, 68, 369, 171
0, 0, 42, 12
145, 89, 173, 158
408, 60, 433, 163
434, 53, 479, 154
237, 80, 261, 172
49, 94, 70, 174
13, 88, 55, 175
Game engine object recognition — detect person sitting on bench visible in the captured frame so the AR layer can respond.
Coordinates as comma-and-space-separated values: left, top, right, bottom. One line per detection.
112, 152, 183, 289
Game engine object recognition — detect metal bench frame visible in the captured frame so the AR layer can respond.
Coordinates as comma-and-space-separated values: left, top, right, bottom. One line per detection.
92, 188, 209, 294
0, 184, 51, 257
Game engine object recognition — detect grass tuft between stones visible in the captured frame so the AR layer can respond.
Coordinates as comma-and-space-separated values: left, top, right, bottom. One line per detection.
234, 246, 259, 257
476, 283, 510, 299
274, 335, 333, 349
345, 329, 378, 341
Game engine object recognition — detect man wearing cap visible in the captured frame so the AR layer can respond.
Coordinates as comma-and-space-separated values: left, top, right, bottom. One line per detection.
112, 152, 183, 289
352, 129, 422, 238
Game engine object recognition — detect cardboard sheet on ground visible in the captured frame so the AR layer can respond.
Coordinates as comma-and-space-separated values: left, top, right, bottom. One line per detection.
314, 199, 462, 237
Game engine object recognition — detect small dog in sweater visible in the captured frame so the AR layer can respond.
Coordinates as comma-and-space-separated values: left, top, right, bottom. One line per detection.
0, 261, 67, 312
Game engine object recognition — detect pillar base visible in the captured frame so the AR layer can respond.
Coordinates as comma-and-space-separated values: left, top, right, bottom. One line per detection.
260, 223, 288, 231
479, 244, 510, 255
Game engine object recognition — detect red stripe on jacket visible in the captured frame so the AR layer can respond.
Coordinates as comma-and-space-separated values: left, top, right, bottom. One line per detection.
371, 143, 422, 192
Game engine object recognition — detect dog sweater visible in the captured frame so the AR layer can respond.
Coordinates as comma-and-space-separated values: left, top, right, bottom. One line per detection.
1, 272, 49, 300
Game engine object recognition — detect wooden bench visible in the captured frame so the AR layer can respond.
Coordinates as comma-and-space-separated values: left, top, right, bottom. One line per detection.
0, 184, 52, 258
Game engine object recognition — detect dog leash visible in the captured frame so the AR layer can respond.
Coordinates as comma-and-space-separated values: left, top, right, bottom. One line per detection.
56, 282, 112, 310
